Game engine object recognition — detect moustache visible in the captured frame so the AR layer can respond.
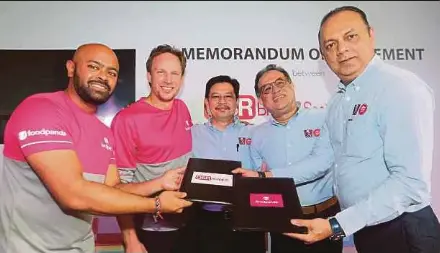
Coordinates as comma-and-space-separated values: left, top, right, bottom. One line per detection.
88, 80, 110, 92
215, 105, 231, 110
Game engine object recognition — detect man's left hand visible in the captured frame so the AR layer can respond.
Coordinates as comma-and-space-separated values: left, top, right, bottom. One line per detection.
284, 218, 333, 244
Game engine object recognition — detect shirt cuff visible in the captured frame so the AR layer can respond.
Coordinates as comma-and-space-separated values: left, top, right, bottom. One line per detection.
335, 205, 367, 237
269, 168, 289, 178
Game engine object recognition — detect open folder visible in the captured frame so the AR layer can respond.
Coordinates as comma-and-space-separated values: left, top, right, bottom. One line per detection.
179, 158, 307, 233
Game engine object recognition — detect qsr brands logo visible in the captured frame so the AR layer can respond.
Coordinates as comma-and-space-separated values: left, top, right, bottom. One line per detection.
18, 129, 67, 141
191, 172, 233, 187
237, 95, 327, 120
250, 193, 284, 208
238, 95, 273, 120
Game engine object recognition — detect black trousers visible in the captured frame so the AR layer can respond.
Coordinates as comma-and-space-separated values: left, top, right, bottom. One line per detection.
353, 205, 440, 253
270, 200, 343, 253
134, 211, 188, 253
171, 203, 266, 253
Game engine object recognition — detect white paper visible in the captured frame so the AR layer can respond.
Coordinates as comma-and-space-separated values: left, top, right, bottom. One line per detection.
191, 171, 233, 187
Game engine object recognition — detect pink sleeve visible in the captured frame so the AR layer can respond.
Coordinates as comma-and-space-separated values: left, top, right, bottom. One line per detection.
110, 112, 137, 169
13, 98, 74, 157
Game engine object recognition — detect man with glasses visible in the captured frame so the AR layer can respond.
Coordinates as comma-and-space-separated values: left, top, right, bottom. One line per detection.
175, 75, 266, 253
232, 64, 342, 253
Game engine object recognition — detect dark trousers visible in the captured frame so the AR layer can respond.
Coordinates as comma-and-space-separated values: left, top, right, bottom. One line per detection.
270, 199, 343, 253
353, 205, 440, 253
172, 203, 266, 253
134, 213, 182, 253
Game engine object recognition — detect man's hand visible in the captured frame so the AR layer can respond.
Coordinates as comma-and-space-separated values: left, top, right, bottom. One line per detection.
158, 191, 192, 213
124, 239, 147, 253
161, 167, 185, 191
284, 218, 332, 244
231, 168, 259, 177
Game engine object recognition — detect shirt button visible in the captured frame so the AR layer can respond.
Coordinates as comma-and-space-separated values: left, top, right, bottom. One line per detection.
223, 147, 226, 151
286, 126, 290, 130
287, 143, 291, 148
355, 86, 360, 91
335, 164, 338, 168
345, 96, 351, 101
288, 162, 292, 165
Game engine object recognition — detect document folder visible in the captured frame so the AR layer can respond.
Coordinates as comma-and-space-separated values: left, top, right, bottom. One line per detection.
179, 157, 241, 205
230, 177, 307, 233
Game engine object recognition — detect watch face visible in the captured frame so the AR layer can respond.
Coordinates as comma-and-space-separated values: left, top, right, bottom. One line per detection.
330, 234, 345, 241
329, 217, 345, 240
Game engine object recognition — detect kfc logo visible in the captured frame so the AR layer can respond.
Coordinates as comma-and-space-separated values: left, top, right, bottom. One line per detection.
194, 174, 211, 181
352, 103, 368, 116
304, 128, 321, 138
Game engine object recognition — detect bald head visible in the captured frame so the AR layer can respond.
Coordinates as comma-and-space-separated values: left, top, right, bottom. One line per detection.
72, 43, 119, 68
66, 43, 120, 106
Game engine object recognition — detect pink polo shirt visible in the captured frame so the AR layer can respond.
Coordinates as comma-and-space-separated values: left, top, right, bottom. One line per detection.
1, 91, 114, 253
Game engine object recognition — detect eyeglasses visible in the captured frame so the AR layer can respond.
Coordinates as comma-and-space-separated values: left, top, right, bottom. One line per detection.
209, 94, 236, 103
259, 79, 289, 96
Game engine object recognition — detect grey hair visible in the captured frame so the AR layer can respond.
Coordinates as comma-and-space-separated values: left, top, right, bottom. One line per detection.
254, 64, 292, 97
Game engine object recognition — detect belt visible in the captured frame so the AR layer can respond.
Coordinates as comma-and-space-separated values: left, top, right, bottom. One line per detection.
302, 196, 338, 215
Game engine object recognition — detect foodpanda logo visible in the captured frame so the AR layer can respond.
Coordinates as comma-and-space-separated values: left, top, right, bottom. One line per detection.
18, 129, 67, 141
101, 137, 113, 151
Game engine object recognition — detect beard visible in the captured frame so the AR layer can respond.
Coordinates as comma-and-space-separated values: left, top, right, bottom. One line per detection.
73, 71, 112, 106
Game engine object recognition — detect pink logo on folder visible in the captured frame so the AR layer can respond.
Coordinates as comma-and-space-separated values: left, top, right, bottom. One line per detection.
250, 193, 284, 208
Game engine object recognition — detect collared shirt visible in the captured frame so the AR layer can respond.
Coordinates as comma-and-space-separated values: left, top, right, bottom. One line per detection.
329, 55, 435, 236
192, 117, 254, 211
192, 117, 253, 169
249, 106, 334, 206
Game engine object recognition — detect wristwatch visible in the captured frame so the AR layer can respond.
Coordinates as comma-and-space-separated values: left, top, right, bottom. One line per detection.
328, 217, 345, 241
257, 171, 266, 178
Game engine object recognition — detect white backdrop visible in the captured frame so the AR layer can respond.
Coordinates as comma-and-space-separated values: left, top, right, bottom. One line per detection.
1, 1, 439, 251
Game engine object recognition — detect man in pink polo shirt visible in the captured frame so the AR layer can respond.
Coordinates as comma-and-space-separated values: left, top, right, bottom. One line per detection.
111, 44, 193, 253
0, 43, 192, 253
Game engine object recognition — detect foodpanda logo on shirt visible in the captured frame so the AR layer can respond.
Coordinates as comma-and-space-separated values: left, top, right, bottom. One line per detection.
185, 120, 192, 131
18, 129, 67, 141
101, 137, 113, 151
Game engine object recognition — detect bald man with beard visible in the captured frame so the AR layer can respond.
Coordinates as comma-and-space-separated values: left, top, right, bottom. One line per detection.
0, 43, 192, 253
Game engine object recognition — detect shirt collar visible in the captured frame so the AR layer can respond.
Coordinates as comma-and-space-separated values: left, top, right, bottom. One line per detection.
270, 102, 302, 126
337, 54, 383, 92
206, 115, 241, 132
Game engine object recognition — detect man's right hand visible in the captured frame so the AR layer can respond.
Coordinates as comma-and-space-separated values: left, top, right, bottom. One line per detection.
158, 191, 192, 213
